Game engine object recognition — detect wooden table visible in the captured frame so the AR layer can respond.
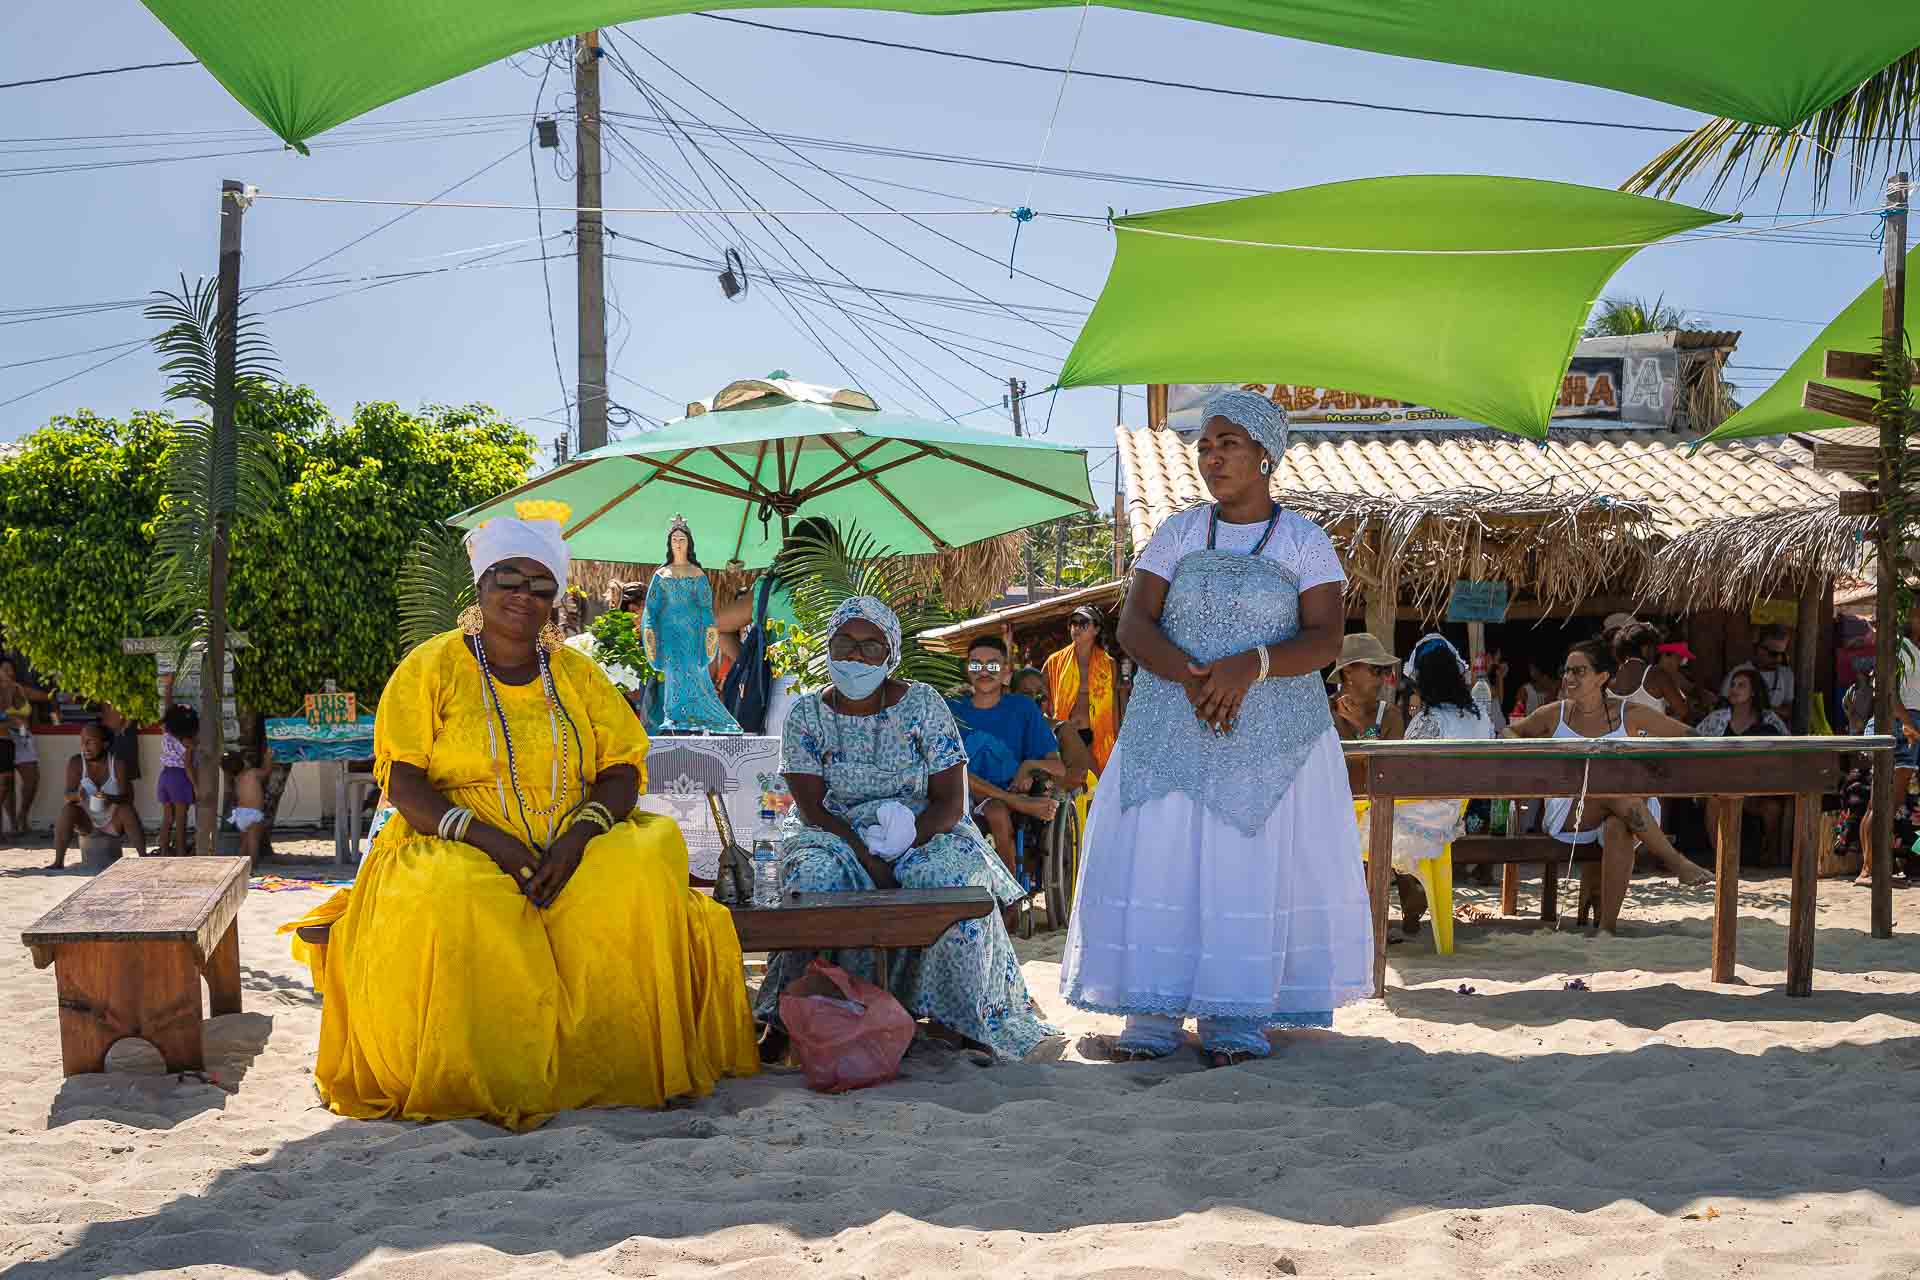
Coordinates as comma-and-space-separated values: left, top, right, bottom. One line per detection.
1344, 736, 1891, 999
21, 857, 250, 1075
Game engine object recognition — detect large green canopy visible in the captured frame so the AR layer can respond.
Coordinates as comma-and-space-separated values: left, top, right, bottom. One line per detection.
141, 0, 1920, 148
1699, 245, 1919, 444
1055, 176, 1726, 439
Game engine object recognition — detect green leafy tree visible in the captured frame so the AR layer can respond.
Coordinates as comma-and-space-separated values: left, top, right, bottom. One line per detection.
0, 391, 534, 727
0, 412, 173, 720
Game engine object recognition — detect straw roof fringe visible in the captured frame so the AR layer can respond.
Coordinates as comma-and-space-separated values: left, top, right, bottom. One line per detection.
568, 531, 1027, 616
1638, 506, 1873, 612
1281, 485, 1659, 617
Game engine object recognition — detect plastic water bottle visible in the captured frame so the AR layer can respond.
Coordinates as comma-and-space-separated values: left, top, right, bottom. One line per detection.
1490, 798, 1511, 837
751, 808, 784, 908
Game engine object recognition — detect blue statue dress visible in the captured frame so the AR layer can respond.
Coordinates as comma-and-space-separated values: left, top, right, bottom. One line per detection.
643, 569, 743, 735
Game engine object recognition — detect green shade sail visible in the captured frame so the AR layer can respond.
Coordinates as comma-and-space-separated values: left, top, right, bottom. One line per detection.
141, 0, 1920, 148
1055, 176, 1728, 440
1699, 245, 1919, 444
451, 397, 1094, 568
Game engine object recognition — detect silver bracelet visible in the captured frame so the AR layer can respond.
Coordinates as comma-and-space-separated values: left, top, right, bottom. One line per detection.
439, 806, 474, 842
1254, 645, 1271, 681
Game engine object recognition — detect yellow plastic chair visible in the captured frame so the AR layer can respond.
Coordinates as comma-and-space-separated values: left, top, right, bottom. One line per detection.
1356, 799, 1465, 955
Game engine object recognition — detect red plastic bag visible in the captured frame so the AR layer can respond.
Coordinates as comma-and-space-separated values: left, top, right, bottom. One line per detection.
778, 957, 916, 1093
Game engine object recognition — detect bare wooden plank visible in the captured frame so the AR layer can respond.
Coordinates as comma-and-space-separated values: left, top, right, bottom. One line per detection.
1367, 797, 1395, 999
1838, 491, 1876, 516
1711, 798, 1744, 982
22, 858, 249, 962
1787, 793, 1821, 997
1368, 754, 1840, 801
1345, 735, 1883, 761
1823, 349, 1920, 382
205, 921, 241, 1017
730, 887, 994, 952
1449, 836, 1598, 866
1802, 380, 1879, 426
1810, 442, 1915, 474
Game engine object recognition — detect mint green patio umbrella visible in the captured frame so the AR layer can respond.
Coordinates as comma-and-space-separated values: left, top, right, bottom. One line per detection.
452, 384, 1094, 567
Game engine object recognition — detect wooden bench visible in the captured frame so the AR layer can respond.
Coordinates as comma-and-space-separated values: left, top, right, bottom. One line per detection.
22, 856, 250, 1076
295, 886, 996, 989
1449, 835, 1600, 925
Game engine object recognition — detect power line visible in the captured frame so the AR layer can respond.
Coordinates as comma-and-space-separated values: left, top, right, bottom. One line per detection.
694, 14, 1702, 135
0, 59, 198, 91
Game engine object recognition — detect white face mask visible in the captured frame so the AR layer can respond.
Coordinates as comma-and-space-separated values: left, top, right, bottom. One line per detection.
828, 657, 889, 699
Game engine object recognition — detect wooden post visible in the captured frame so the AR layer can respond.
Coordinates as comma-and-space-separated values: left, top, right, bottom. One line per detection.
1364, 529, 1398, 646
1710, 797, 1743, 981
574, 30, 608, 454
198, 179, 247, 854
1367, 793, 1394, 998
1871, 171, 1908, 942
1787, 792, 1822, 996
1792, 576, 1823, 733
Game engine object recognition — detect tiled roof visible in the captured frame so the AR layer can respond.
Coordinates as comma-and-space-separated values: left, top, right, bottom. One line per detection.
1116, 427, 1863, 552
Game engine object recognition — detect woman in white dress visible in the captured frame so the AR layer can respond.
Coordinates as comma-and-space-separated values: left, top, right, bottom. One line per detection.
1380, 634, 1496, 935
1504, 637, 1709, 932
1060, 391, 1373, 1067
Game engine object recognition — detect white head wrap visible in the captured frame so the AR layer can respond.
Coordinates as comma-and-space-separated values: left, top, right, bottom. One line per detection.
1202, 389, 1290, 465
1404, 632, 1469, 680
828, 595, 903, 673
464, 516, 571, 586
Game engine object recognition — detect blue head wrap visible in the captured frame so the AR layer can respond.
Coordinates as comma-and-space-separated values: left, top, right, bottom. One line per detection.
1202, 389, 1290, 465
827, 595, 903, 674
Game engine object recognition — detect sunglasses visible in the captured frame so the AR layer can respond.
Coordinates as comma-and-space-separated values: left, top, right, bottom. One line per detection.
1762, 647, 1789, 659
1562, 664, 1595, 677
967, 660, 1006, 674
1069, 618, 1094, 630
829, 636, 891, 663
489, 569, 559, 600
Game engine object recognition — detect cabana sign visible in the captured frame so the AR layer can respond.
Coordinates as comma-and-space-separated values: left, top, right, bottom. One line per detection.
1445, 580, 1510, 623
304, 692, 357, 727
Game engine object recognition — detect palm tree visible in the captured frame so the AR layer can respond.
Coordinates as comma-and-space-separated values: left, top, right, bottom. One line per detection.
1585, 293, 1687, 338
397, 523, 477, 653
144, 275, 280, 851
1623, 52, 1918, 207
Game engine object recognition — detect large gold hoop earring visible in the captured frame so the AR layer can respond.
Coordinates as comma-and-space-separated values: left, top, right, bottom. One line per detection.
538, 621, 565, 653
459, 604, 485, 636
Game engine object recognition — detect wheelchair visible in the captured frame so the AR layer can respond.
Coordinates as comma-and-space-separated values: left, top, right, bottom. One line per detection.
1009, 783, 1085, 940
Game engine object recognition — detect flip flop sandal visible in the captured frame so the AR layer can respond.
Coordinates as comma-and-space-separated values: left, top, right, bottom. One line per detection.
1109, 1043, 1173, 1063
1201, 1048, 1260, 1069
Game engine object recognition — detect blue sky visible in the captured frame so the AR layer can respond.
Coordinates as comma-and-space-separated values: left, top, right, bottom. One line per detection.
0, 1, 1891, 511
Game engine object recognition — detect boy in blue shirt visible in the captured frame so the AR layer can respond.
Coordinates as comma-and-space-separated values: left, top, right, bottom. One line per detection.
948, 636, 1062, 876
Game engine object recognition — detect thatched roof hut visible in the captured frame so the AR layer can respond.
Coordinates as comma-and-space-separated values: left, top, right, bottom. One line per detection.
1116, 426, 1868, 620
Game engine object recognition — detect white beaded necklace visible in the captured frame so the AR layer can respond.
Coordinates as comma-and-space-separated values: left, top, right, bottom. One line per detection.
472, 633, 571, 849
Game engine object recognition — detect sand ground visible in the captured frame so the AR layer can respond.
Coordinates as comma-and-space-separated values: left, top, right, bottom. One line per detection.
1, 838, 1917, 1279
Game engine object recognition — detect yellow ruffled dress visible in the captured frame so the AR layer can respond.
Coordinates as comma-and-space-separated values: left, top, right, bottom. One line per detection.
294, 630, 758, 1130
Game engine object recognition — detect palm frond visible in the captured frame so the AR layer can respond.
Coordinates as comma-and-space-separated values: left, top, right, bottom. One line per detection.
780, 521, 962, 690
1585, 293, 1686, 338
1623, 51, 1920, 206
398, 524, 477, 652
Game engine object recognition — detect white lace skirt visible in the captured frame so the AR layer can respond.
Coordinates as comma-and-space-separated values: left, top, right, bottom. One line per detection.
1060, 728, 1375, 1024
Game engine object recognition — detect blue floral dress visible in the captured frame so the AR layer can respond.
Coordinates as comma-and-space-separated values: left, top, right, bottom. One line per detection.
643, 569, 743, 734
755, 681, 1056, 1060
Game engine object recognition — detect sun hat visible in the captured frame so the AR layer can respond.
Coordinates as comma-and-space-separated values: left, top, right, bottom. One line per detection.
1334, 632, 1398, 672
1602, 611, 1639, 633
1657, 641, 1696, 662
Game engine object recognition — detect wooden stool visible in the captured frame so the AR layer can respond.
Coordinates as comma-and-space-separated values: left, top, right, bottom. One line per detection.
21, 857, 249, 1076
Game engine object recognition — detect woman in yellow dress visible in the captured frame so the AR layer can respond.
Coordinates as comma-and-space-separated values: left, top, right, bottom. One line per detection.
300, 508, 758, 1130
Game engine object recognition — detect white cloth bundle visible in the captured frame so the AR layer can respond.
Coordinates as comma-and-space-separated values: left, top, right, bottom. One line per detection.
861, 800, 918, 861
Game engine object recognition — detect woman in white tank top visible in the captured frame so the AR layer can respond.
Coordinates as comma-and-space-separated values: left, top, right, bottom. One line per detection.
1505, 638, 1712, 933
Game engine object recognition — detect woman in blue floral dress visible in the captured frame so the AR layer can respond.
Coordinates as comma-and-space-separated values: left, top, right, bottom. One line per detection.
754, 596, 1055, 1060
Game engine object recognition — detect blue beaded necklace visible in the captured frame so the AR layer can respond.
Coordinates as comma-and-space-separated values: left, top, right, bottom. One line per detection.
1206, 501, 1281, 556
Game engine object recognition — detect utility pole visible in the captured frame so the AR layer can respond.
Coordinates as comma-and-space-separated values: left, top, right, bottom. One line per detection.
1870, 170, 1909, 941
201, 178, 246, 852
1009, 377, 1039, 604
575, 30, 609, 455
